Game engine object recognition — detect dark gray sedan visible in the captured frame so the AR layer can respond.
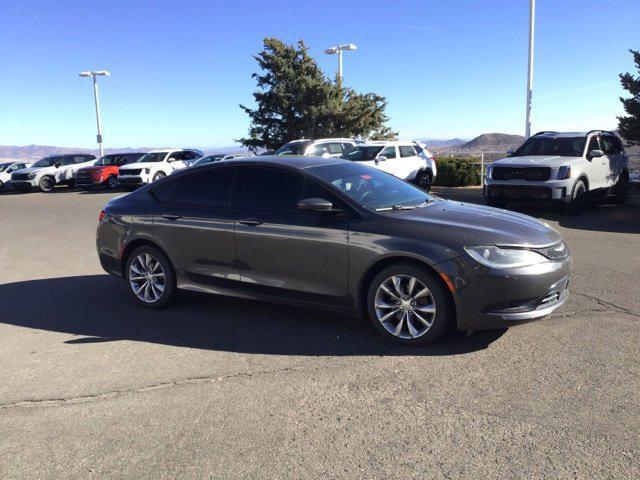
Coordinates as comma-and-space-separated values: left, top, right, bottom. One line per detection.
96, 156, 571, 345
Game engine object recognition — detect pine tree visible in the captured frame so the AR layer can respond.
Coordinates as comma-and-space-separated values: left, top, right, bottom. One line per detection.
618, 49, 640, 143
238, 38, 396, 151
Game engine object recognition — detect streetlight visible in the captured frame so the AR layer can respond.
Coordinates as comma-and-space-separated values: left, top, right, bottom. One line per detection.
79, 70, 110, 157
524, 0, 535, 138
324, 44, 357, 82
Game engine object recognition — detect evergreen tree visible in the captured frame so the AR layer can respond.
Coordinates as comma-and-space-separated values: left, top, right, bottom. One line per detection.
238, 38, 396, 151
618, 49, 640, 142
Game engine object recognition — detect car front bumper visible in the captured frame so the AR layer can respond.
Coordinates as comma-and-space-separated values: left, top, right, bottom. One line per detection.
484, 179, 573, 202
10, 179, 37, 189
117, 175, 146, 186
437, 252, 571, 331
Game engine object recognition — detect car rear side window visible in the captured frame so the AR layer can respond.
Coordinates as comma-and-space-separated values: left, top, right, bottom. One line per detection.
175, 168, 236, 207
238, 167, 303, 212
399, 146, 416, 158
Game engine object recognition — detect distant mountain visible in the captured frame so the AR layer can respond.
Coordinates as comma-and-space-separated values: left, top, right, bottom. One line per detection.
415, 138, 467, 148
0, 144, 254, 161
460, 133, 525, 150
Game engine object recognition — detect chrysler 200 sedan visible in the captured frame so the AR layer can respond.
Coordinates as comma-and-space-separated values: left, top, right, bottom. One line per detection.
96, 156, 571, 345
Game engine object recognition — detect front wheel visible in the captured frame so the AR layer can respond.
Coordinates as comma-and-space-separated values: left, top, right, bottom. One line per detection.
125, 245, 176, 308
153, 172, 166, 182
366, 264, 453, 345
39, 176, 55, 192
564, 179, 587, 214
107, 175, 118, 190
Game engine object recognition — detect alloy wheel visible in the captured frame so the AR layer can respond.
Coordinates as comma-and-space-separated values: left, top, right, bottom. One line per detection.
108, 176, 118, 189
128, 253, 166, 303
374, 274, 436, 339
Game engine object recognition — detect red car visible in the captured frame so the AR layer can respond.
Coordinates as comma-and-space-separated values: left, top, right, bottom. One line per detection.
75, 153, 145, 190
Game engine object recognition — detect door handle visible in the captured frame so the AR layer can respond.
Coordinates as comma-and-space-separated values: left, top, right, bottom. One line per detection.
162, 213, 182, 221
238, 218, 263, 226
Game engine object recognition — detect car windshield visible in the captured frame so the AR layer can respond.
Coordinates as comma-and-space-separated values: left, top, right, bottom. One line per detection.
95, 155, 120, 166
513, 137, 586, 157
342, 146, 384, 161
136, 152, 167, 163
307, 162, 433, 211
274, 141, 312, 155
0, 163, 11, 172
194, 155, 224, 166
32, 157, 61, 168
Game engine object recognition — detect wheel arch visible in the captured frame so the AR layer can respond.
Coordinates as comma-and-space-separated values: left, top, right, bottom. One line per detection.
356, 255, 456, 321
120, 238, 174, 277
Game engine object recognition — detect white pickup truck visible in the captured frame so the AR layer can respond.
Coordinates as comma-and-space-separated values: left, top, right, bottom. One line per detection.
117, 149, 203, 189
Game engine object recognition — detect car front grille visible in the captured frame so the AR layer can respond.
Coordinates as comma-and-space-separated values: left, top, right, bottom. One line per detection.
121, 169, 142, 176
75, 172, 95, 184
532, 242, 569, 261
492, 166, 551, 181
487, 185, 552, 200
11, 173, 30, 181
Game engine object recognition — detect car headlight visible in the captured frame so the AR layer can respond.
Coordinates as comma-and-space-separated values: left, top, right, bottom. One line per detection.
485, 164, 493, 178
464, 246, 548, 268
557, 166, 571, 180
27, 172, 37, 179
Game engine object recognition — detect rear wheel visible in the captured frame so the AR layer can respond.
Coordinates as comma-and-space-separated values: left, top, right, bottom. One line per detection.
125, 245, 176, 308
414, 170, 432, 191
39, 176, 55, 192
612, 172, 629, 204
366, 264, 452, 345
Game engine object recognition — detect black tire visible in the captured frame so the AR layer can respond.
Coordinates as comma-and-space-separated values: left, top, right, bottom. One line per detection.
366, 263, 453, 345
125, 245, 176, 308
153, 172, 166, 182
414, 170, 433, 191
39, 176, 55, 193
486, 196, 507, 209
564, 179, 587, 214
612, 172, 629, 204
107, 175, 118, 190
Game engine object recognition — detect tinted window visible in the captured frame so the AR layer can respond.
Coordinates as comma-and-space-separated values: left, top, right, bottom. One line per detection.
586, 136, 600, 154
343, 146, 384, 161
602, 135, 622, 154
175, 168, 236, 206
151, 181, 177, 203
399, 146, 416, 158
239, 167, 303, 212
61, 157, 76, 166
380, 146, 397, 159
513, 137, 586, 157
341, 143, 355, 154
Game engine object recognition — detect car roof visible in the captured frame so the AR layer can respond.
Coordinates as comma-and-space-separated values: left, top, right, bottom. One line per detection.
208, 155, 349, 170
532, 130, 617, 138
285, 138, 357, 144
359, 140, 415, 146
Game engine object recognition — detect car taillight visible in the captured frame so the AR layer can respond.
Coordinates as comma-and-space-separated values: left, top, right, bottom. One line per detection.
98, 210, 106, 223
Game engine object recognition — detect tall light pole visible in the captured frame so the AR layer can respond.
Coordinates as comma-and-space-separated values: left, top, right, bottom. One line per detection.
525, 0, 535, 138
324, 44, 357, 82
79, 70, 110, 157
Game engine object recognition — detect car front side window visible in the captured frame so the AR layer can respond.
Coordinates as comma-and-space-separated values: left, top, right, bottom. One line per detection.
380, 146, 397, 159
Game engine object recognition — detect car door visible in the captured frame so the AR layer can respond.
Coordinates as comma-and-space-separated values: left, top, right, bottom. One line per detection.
584, 135, 608, 190
151, 167, 241, 284
374, 145, 398, 176
233, 166, 351, 305
601, 134, 624, 188
397, 145, 422, 181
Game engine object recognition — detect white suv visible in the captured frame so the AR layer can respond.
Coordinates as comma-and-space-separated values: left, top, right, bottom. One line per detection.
484, 131, 630, 211
0, 161, 31, 190
117, 149, 202, 189
274, 138, 361, 158
10, 154, 96, 192
342, 141, 437, 190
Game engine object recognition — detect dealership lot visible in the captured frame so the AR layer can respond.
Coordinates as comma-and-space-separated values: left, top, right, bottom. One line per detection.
1, 189, 639, 479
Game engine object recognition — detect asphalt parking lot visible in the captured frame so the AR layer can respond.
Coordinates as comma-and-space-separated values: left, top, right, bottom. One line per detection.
1, 187, 639, 479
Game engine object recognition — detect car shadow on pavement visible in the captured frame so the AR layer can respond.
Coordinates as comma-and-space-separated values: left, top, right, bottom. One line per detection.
0, 275, 505, 356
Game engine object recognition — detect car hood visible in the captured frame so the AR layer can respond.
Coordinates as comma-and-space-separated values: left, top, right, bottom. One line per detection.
119, 162, 159, 170
389, 199, 562, 249
493, 155, 582, 168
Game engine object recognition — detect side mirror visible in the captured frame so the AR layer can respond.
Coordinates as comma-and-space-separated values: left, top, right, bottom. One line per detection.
375, 155, 388, 163
298, 197, 334, 212
588, 149, 603, 159
506, 149, 515, 157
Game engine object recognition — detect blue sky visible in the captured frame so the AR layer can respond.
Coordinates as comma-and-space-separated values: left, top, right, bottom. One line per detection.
1, 0, 638, 148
